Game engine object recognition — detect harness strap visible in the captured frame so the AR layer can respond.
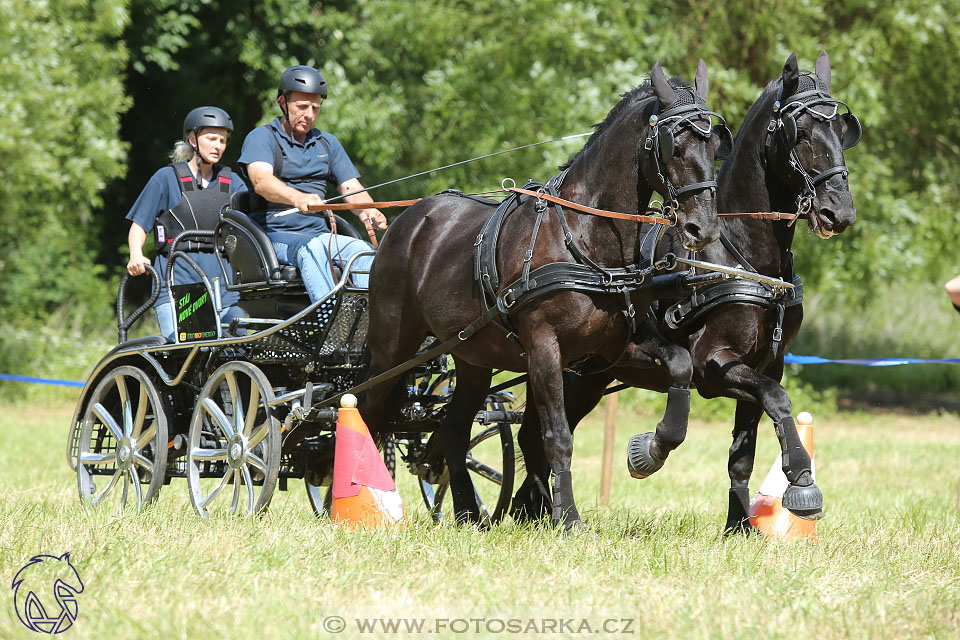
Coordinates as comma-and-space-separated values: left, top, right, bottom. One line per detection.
719, 233, 758, 273
718, 212, 801, 220
315, 305, 503, 409
675, 180, 718, 197
664, 279, 795, 330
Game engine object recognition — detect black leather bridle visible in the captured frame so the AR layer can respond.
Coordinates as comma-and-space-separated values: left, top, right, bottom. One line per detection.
644, 92, 733, 216
764, 78, 862, 216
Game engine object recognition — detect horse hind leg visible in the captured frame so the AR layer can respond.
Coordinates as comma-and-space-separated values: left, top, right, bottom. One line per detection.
436, 358, 493, 524
717, 360, 823, 520
626, 331, 694, 479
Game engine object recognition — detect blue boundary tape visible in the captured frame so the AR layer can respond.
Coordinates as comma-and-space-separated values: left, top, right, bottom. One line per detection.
784, 353, 960, 367
0, 373, 85, 388
2, 353, 960, 388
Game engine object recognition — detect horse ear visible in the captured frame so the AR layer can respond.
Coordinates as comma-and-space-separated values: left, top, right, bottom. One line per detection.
694, 58, 709, 102
781, 52, 799, 98
815, 50, 831, 91
60, 552, 71, 562
651, 61, 678, 106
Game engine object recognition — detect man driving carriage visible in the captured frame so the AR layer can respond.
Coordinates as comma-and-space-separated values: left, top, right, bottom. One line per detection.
238, 65, 388, 303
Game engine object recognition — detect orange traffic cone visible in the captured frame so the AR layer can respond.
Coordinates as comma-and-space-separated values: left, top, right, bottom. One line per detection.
748, 411, 817, 540
330, 394, 404, 528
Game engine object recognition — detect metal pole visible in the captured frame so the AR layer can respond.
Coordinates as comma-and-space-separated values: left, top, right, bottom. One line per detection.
600, 387, 619, 505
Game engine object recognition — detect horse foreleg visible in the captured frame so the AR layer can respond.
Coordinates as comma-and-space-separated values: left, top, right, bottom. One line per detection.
525, 339, 582, 529
726, 400, 763, 534
625, 330, 694, 479
708, 357, 823, 519
437, 358, 492, 524
512, 372, 610, 522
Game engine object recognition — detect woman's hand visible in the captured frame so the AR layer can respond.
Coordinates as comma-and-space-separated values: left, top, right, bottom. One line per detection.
127, 254, 151, 276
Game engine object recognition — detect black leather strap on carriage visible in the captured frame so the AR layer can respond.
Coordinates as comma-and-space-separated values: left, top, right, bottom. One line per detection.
664, 278, 796, 330
664, 241, 803, 369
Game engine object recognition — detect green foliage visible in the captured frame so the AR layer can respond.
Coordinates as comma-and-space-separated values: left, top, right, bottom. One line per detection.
0, 0, 129, 330
2, 0, 959, 399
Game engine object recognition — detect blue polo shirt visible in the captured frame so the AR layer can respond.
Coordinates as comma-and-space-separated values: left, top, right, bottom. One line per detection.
238, 117, 360, 236
125, 165, 246, 294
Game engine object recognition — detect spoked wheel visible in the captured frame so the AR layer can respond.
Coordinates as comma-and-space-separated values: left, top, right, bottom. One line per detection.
76, 365, 168, 514
187, 361, 281, 518
305, 434, 396, 517
418, 399, 516, 524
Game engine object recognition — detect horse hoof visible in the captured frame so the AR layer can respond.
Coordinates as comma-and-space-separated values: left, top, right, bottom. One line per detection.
558, 519, 593, 537
783, 481, 823, 519
627, 432, 665, 479
723, 520, 757, 537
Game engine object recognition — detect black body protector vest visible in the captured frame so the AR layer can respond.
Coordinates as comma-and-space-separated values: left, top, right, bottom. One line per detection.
155, 162, 232, 254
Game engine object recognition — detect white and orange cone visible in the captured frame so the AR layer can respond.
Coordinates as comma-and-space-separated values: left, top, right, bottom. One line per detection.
330, 394, 404, 528
748, 411, 817, 540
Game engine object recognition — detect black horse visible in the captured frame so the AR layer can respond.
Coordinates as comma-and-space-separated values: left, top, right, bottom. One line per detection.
362, 61, 729, 528
513, 51, 860, 531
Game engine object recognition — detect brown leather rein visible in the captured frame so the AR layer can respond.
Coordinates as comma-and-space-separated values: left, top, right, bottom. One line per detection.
305, 193, 802, 246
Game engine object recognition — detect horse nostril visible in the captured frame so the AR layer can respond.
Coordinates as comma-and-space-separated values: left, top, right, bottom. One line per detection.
683, 222, 701, 240
818, 207, 838, 231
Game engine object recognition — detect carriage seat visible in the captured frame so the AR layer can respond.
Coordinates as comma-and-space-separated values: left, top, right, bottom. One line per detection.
215, 192, 364, 316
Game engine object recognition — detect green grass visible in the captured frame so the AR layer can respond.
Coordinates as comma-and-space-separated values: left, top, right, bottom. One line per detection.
1, 397, 959, 639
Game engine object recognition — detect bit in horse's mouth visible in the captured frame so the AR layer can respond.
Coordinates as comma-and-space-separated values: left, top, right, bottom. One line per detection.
808, 211, 836, 239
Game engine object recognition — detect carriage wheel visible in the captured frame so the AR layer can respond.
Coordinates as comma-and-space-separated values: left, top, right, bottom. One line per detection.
305, 434, 396, 517
76, 365, 168, 514
419, 399, 516, 524
187, 361, 281, 518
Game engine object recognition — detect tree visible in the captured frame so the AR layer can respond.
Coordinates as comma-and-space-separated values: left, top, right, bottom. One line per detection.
0, 0, 130, 325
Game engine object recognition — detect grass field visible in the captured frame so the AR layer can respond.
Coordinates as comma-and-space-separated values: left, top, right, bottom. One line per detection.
1, 395, 958, 639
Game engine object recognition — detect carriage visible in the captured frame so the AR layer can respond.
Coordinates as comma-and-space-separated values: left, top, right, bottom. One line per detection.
65, 193, 523, 522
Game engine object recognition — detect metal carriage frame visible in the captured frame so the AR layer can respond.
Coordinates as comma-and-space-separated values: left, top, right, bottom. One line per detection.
66, 201, 523, 523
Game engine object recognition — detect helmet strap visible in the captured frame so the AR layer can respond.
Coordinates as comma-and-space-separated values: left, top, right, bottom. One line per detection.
187, 130, 215, 189
278, 94, 293, 128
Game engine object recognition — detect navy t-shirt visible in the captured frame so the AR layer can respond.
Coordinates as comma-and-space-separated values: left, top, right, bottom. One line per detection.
125, 165, 246, 294
237, 117, 360, 236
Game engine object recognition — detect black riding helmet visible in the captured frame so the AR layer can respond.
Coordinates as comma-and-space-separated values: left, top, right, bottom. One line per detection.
183, 106, 234, 139
277, 65, 328, 99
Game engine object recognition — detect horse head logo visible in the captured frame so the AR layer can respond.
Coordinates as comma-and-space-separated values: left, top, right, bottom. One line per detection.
11, 553, 84, 634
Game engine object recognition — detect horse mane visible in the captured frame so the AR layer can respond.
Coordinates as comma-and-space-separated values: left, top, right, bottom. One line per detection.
560, 77, 693, 170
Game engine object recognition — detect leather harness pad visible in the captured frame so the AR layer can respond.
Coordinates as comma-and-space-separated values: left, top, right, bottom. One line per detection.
664, 277, 802, 331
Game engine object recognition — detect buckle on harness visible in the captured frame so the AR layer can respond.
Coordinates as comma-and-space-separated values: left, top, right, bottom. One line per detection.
772, 327, 783, 342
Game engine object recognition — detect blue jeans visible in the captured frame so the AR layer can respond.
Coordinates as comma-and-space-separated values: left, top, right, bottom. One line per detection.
272, 233, 375, 303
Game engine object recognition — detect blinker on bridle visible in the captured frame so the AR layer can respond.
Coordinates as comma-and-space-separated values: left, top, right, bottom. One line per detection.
644, 93, 733, 212
766, 77, 862, 217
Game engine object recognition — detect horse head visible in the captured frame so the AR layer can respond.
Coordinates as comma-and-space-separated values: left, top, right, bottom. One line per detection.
765, 51, 860, 237
641, 60, 727, 251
